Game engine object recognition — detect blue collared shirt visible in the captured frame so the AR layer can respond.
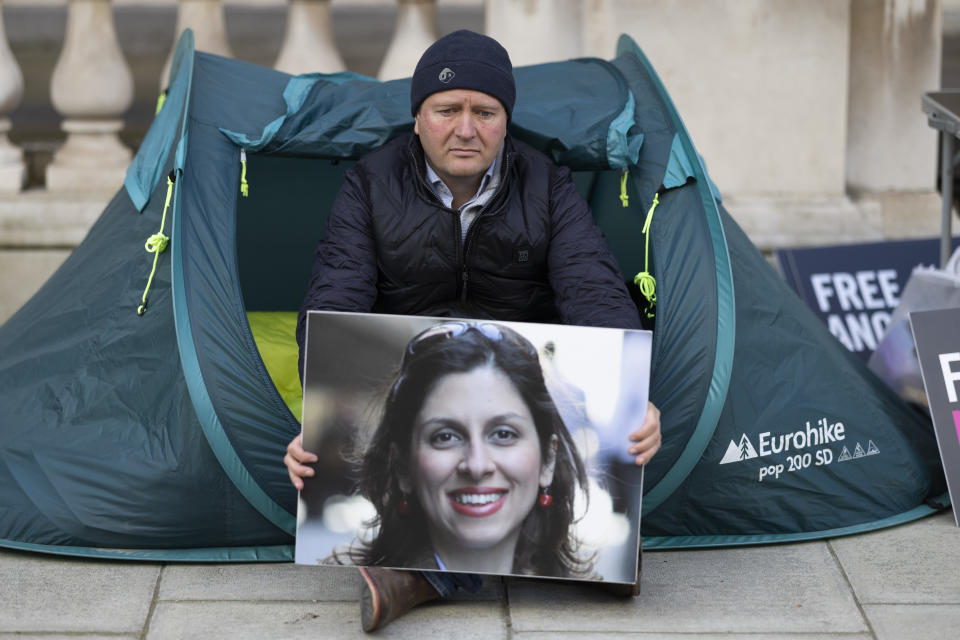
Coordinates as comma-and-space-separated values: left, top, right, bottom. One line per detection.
424, 146, 503, 244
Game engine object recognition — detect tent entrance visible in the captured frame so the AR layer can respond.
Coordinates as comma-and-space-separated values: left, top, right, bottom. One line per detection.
235, 152, 656, 427
236, 153, 352, 313
235, 153, 652, 315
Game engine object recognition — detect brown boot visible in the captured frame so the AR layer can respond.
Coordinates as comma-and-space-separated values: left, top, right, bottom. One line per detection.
359, 567, 440, 632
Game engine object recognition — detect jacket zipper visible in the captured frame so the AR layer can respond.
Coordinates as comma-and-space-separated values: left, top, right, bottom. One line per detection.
459, 152, 513, 302
409, 146, 513, 304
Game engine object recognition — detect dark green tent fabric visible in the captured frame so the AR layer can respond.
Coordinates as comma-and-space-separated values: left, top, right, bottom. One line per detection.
0, 31, 946, 561
643, 205, 946, 546
0, 185, 290, 560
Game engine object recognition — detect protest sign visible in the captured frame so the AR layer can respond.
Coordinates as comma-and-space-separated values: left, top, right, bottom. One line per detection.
910, 307, 960, 526
776, 237, 959, 360
296, 311, 651, 585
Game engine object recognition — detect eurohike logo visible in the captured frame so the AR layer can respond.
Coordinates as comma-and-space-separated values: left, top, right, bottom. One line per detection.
719, 417, 846, 465
720, 434, 758, 464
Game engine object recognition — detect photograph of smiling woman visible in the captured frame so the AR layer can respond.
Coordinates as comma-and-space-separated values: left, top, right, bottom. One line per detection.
330, 321, 593, 578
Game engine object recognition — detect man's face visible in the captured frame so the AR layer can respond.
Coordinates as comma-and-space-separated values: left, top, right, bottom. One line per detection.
414, 89, 507, 189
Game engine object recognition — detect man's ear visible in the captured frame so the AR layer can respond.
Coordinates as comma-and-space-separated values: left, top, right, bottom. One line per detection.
413, 113, 420, 136
390, 443, 412, 493
539, 434, 558, 487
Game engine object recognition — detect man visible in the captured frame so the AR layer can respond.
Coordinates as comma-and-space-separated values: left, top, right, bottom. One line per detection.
285, 29, 662, 632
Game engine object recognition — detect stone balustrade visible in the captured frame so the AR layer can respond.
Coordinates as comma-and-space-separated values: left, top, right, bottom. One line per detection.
0, 0, 949, 323
0, 1, 24, 193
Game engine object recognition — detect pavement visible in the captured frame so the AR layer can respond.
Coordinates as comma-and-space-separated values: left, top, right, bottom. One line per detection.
3, 509, 959, 638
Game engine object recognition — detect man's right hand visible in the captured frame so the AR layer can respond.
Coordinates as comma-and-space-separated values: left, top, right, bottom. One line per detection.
284, 434, 317, 491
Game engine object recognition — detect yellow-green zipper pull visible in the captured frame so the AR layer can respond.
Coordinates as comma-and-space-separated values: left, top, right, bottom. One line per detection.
137, 172, 176, 316
155, 89, 167, 116
633, 192, 660, 317
619, 168, 630, 207
240, 148, 249, 197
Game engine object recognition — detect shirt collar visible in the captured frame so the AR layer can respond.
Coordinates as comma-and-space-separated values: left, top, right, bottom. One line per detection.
424, 145, 502, 205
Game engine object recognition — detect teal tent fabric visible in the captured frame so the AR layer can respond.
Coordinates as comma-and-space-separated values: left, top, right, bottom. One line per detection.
124, 31, 194, 211
0, 31, 946, 561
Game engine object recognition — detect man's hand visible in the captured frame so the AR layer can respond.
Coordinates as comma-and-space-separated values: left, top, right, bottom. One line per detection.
284, 434, 317, 491
627, 401, 661, 466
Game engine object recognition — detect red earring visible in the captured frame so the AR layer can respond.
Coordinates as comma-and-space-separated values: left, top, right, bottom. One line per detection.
398, 496, 410, 515
538, 487, 553, 508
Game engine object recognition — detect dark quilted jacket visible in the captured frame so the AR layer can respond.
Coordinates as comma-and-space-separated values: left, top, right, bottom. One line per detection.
297, 133, 641, 366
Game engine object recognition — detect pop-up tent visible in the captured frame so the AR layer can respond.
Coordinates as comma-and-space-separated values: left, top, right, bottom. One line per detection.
0, 31, 947, 560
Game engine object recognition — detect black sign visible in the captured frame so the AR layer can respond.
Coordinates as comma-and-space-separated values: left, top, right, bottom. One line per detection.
776, 237, 960, 361
910, 307, 960, 527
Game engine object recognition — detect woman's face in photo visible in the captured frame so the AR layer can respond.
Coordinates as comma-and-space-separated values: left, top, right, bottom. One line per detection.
405, 364, 556, 554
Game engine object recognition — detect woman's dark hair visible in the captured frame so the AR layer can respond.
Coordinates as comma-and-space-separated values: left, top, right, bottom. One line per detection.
346, 322, 591, 577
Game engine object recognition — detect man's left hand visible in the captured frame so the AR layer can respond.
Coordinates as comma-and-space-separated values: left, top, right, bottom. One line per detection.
627, 401, 661, 466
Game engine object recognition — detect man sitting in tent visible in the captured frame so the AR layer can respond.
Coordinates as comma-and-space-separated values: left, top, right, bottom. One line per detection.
283, 29, 662, 632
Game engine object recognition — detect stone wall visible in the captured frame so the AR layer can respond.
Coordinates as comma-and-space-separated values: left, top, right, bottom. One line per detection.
572, 0, 944, 247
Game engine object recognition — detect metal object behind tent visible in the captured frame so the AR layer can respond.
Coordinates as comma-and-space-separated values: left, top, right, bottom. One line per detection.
921, 90, 960, 267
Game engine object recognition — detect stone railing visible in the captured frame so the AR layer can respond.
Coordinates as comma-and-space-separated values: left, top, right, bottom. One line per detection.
0, 0, 948, 323
0, 0, 466, 195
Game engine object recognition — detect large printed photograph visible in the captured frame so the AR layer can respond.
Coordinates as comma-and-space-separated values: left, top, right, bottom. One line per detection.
296, 311, 651, 584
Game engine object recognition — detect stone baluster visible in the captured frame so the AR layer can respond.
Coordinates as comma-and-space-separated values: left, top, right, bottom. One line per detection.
46, 0, 134, 193
274, 0, 345, 75
0, 0, 25, 193
161, 0, 234, 90
378, 0, 437, 81
485, 0, 583, 66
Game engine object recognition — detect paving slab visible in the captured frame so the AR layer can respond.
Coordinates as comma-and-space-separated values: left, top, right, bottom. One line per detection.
507, 543, 867, 635
358, 599, 507, 639
830, 511, 960, 604
513, 634, 873, 639
146, 601, 354, 640
0, 549, 159, 634
158, 564, 505, 602
159, 563, 360, 601
0, 636, 138, 640
864, 604, 960, 640
147, 600, 505, 639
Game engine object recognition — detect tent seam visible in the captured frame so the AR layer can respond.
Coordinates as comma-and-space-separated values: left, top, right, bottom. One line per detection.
616, 35, 736, 516
169, 50, 297, 537
643, 496, 948, 549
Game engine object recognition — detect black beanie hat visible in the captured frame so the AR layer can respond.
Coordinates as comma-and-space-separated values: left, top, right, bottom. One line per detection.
410, 30, 515, 118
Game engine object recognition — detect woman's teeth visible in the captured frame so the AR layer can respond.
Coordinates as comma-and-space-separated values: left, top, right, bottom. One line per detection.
454, 492, 503, 505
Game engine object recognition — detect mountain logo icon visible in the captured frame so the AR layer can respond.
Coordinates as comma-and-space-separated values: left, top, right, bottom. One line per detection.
720, 434, 759, 464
